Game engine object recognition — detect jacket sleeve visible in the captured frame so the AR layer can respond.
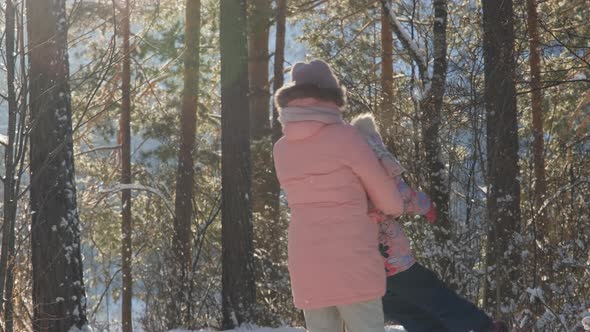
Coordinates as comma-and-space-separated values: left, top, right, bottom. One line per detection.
343, 128, 404, 216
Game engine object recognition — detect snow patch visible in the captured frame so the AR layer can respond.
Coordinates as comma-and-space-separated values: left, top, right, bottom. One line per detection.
168, 326, 406, 332
68, 325, 93, 332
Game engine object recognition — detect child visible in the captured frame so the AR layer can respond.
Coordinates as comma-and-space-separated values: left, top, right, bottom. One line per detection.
352, 113, 508, 332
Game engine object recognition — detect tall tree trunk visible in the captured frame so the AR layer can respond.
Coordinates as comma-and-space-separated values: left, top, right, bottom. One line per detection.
422, 0, 451, 266
526, 0, 548, 232
27, 0, 89, 330
249, 0, 288, 324
269, 0, 286, 234
379, 7, 396, 153
482, 0, 522, 321
249, 0, 272, 140
220, 0, 256, 327
120, 0, 133, 330
248, 0, 271, 208
272, 0, 287, 146
170, 0, 201, 328
0, 0, 17, 305
248, 0, 275, 244
1, 1, 18, 330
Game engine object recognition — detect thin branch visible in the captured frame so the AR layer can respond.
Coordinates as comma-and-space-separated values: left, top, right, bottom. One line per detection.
75, 145, 121, 157
90, 267, 122, 318
99, 184, 175, 219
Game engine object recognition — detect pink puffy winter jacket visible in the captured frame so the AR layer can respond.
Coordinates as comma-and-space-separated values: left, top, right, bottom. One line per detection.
273, 120, 404, 309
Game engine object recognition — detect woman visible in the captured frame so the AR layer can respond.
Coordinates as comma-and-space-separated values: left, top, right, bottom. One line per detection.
273, 59, 404, 332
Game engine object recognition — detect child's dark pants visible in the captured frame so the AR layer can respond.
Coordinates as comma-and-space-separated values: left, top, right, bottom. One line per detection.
382, 263, 493, 332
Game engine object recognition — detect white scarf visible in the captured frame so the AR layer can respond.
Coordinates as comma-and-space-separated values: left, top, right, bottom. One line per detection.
278, 106, 344, 126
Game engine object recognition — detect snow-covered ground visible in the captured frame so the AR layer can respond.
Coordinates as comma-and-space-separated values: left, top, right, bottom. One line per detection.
169, 325, 406, 332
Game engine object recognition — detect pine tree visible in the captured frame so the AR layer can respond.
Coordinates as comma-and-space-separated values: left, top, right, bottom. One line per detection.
119, 0, 133, 330
482, 0, 522, 320
379, 6, 396, 153
170, 0, 201, 327
525, 0, 548, 232
27, 0, 89, 330
220, 0, 256, 327
0, 1, 22, 330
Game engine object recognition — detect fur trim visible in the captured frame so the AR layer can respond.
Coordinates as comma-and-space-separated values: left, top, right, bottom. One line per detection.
274, 84, 347, 109
351, 113, 380, 137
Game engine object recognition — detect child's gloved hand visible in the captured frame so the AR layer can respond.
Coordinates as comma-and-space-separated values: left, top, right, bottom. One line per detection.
425, 204, 437, 224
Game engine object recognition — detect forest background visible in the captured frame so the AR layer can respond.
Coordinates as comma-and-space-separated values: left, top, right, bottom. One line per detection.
0, 0, 589, 331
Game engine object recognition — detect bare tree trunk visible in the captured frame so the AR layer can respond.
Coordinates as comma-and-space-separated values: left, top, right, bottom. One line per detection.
379, 7, 396, 154
422, 0, 451, 258
170, 0, 201, 328
272, 0, 287, 146
249, 0, 272, 140
0, 0, 17, 305
249, 0, 282, 251
270, 0, 287, 234
248, 0, 277, 251
220, 0, 256, 327
524, 1, 548, 325
120, 0, 133, 330
1, 1, 18, 330
526, 0, 548, 231
27, 0, 89, 330
482, 0, 522, 321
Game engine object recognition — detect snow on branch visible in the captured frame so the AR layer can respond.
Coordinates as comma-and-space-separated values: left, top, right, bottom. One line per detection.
99, 184, 175, 218
0, 134, 9, 146
528, 177, 589, 225
68, 325, 93, 332
380, 0, 431, 100
526, 287, 571, 331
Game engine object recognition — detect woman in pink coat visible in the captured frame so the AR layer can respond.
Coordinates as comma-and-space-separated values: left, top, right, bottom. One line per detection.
273, 59, 404, 332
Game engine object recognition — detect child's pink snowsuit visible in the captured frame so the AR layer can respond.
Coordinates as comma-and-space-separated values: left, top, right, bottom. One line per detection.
352, 114, 435, 276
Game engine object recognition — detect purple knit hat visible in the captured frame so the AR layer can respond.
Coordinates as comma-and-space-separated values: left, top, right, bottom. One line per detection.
274, 59, 347, 108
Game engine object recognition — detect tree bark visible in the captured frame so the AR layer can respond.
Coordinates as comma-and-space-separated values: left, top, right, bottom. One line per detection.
379, 7, 396, 153
248, 0, 278, 241
272, 0, 287, 146
482, 0, 522, 320
422, 0, 451, 246
27, 0, 89, 330
526, 0, 548, 230
170, 0, 201, 328
249, 0, 272, 140
269, 0, 287, 241
120, 0, 133, 330
220, 0, 256, 327
1, 1, 18, 330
